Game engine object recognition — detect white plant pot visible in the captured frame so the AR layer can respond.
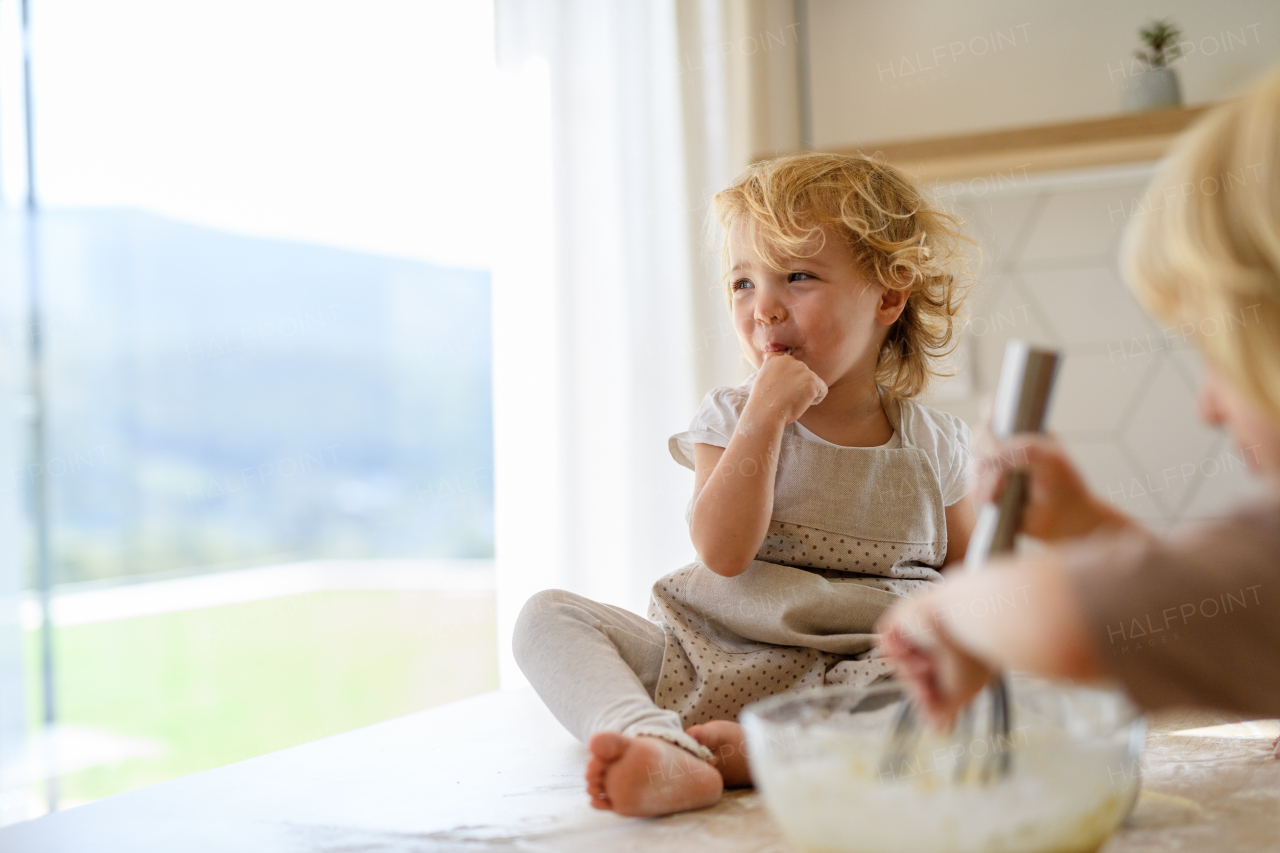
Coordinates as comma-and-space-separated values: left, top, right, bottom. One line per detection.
1121, 66, 1183, 112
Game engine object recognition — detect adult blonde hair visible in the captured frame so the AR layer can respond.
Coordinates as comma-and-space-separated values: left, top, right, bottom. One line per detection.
713, 153, 971, 399
1122, 67, 1280, 424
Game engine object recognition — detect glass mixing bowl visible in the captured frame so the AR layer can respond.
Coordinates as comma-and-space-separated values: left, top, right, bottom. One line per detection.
741, 677, 1145, 853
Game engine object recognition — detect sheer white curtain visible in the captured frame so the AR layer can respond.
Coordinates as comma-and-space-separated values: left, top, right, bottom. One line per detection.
492, 0, 724, 687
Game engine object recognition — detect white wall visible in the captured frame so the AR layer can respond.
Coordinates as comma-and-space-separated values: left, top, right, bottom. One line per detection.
926, 168, 1268, 530
808, 0, 1280, 147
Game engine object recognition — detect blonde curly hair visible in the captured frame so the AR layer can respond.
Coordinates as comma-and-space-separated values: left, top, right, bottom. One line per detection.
713, 153, 973, 399
1121, 67, 1280, 425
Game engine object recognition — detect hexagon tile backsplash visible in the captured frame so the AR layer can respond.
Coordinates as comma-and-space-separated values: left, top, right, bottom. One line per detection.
926, 163, 1268, 533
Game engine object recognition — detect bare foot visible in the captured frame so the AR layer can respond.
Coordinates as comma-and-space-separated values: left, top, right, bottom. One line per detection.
585, 732, 723, 817
687, 720, 753, 787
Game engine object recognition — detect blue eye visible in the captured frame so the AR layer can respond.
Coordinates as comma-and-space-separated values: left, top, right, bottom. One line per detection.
789, 272, 812, 282
731, 279, 753, 292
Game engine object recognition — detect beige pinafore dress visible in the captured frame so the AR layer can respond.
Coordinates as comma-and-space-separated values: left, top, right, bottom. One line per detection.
648, 394, 948, 727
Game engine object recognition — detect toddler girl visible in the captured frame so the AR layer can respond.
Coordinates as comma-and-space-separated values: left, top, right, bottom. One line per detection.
514, 152, 975, 816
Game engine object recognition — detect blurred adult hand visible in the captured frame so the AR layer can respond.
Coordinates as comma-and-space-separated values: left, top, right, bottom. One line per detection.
972, 433, 1137, 543
877, 589, 994, 732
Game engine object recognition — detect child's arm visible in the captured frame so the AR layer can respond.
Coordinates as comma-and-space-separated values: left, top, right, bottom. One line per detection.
689, 353, 827, 577
942, 494, 977, 566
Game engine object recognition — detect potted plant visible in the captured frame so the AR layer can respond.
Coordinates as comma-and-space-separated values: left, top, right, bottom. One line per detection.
1121, 19, 1184, 112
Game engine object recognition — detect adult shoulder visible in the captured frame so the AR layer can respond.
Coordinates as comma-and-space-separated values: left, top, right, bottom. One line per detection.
1061, 492, 1280, 717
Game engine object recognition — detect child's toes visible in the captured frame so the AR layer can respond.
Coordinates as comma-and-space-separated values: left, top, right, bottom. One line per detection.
586, 757, 607, 791
687, 719, 737, 750
587, 780, 612, 809
686, 721, 723, 743
588, 731, 629, 761
585, 759, 612, 807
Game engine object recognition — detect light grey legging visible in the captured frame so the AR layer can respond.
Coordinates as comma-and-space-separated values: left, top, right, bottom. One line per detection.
512, 589, 714, 760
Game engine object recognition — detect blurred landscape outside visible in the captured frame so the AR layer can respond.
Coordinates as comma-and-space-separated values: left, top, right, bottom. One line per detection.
2, 209, 496, 817
24, 588, 496, 808
19, 210, 493, 584
0, 0, 500, 823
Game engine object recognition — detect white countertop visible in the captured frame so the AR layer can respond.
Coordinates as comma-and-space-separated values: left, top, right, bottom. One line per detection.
1, 688, 1276, 852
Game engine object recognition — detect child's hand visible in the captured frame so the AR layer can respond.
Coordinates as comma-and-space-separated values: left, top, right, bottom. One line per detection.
876, 590, 994, 732
972, 433, 1134, 542
745, 352, 827, 426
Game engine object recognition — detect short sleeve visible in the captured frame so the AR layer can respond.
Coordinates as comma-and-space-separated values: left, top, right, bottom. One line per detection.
1061, 497, 1280, 717
940, 416, 974, 506
899, 401, 974, 507
667, 385, 746, 471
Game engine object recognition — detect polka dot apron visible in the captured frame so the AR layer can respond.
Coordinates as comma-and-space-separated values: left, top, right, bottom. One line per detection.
647, 396, 947, 728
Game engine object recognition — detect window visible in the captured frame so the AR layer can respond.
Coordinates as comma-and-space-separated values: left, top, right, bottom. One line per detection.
0, 0, 497, 822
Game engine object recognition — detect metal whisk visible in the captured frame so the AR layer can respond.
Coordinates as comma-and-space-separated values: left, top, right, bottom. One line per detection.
880, 340, 1061, 784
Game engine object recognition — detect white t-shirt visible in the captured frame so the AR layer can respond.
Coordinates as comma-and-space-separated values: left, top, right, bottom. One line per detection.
669, 374, 973, 508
